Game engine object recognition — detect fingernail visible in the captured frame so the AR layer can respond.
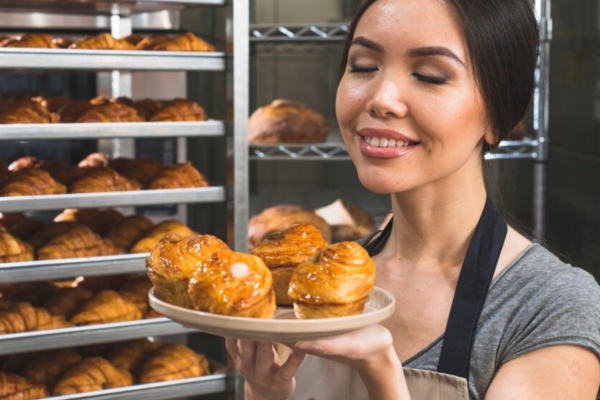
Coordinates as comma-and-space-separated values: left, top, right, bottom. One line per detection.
294, 341, 314, 350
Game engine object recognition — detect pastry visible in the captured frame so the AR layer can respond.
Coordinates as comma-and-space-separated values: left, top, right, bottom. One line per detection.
22, 349, 81, 387
130, 220, 195, 253
145, 32, 215, 52
53, 208, 98, 224
7, 282, 59, 307
68, 33, 135, 50
139, 343, 210, 383
251, 223, 328, 306
0, 302, 73, 334
78, 152, 110, 169
249, 99, 329, 143
76, 103, 143, 123
146, 233, 229, 308
119, 276, 153, 313
147, 162, 209, 189
9, 219, 46, 242
0, 213, 27, 231
82, 209, 125, 236
0, 102, 59, 124
123, 34, 144, 46
52, 357, 133, 396
134, 34, 170, 50
0, 232, 34, 263
57, 100, 92, 123
29, 221, 79, 249
150, 99, 207, 122
105, 215, 154, 249
133, 99, 163, 120
315, 199, 376, 242
188, 250, 276, 318
0, 371, 49, 400
70, 290, 142, 325
117, 159, 162, 185
37, 225, 125, 260
8, 156, 40, 172
70, 167, 141, 193
107, 339, 160, 373
248, 205, 332, 248
0, 168, 67, 197
4, 33, 58, 48
44, 287, 93, 318
288, 242, 376, 319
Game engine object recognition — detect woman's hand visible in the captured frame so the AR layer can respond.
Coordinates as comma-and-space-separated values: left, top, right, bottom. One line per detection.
225, 338, 305, 400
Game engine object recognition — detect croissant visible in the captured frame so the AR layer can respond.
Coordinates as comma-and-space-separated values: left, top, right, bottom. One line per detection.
82, 209, 125, 236
50, 166, 86, 186
0, 232, 34, 263
5, 33, 58, 48
22, 349, 81, 387
130, 220, 195, 253
139, 343, 210, 384
68, 33, 135, 50
70, 168, 141, 193
134, 34, 171, 50
89, 96, 135, 107
107, 339, 161, 373
29, 221, 80, 249
289, 241, 376, 319
117, 159, 163, 185
0, 103, 59, 124
52, 357, 133, 396
251, 223, 328, 306
70, 291, 142, 325
7, 156, 40, 172
0, 302, 73, 334
0, 213, 27, 231
150, 99, 207, 122
146, 233, 229, 308
78, 152, 110, 169
37, 225, 125, 260
119, 276, 153, 313
53, 208, 98, 224
147, 162, 209, 190
42, 97, 70, 113
76, 103, 143, 123
149, 32, 215, 52
123, 34, 144, 46
105, 215, 154, 249
44, 287, 93, 318
57, 100, 92, 123
189, 250, 276, 318
133, 99, 163, 120
7, 282, 59, 307
0, 168, 67, 197
9, 219, 46, 242
0, 371, 49, 400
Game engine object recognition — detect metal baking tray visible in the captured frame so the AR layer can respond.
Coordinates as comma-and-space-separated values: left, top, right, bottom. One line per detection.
0, 253, 147, 283
0, 120, 225, 141
0, 187, 226, 212
0, 318, 195, 355
0, 48, 226, 71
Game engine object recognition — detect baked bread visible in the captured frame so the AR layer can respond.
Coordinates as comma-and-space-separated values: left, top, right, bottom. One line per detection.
105, 215, 154, 249
107, 339, 160, 373
130, 220, 195, 253
116, 159, 162, 186
133, 99, 163, 120
68, 33, 135, 50
29, 221, 80, 249
52, 357, 133, 396
70, 167, 141, 193
76, 103, 143, 123
248, 205, 332, 249
145, 32, 215, 52
315, 199, 376, 242
0, 232, 34, 263
134, 34, 170, 50
139, 343, 210, 383
0, 213, 27, 231
57, 100, 92, 123
288, 241, 376, 319
251, 223, 328, 306
188, 250, 276, 318
78, 152, 110, 169
82, 209, 125, 236
0, 168, 67, 197
150, 99, 207, 122
0, 302, 73, 334
118, 276, 153, 313
9, 219, 47, 242
36, 225, 125, 260
147, 162, 209, 189
122, 34, 144, 46
22, 349, 81, 387
146, 233, 229, 309
249, 99, 328, 143
0, 371, 49, 400
4, 33, 58, 48
0, 102, 59, 124
7, 282, 59, 307
70, 291, 142, 325
44, 287, 93, 318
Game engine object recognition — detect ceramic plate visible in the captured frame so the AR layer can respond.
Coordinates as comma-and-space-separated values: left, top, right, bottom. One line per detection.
148, 287, 395, 342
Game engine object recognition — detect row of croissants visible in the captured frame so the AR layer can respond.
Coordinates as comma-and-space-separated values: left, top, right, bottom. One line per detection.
0, 31, 215, 52
0, 274, 160, 335
0, 153, 208, 197
0, 96, 207, 124
147, 222, 376, 320
0, 338, 211, 399
0, 208, 197, 263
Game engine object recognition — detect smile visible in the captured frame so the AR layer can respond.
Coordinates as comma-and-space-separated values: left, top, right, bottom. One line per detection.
358, 135, 420, 159
360, 135, 420, 148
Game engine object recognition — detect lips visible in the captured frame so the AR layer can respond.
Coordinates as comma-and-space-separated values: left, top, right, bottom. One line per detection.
357, 128, 420, 159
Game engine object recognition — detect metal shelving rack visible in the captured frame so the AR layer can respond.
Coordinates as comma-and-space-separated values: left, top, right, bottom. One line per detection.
0, 0, 250, 399
248, 17, 551, 242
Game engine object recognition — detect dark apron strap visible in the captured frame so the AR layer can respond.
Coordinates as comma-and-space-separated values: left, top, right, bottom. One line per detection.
437, 197, 507, 379
363, 198, 507, 382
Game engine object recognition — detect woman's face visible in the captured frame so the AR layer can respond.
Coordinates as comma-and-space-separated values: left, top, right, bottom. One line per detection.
336, 0, 489, 194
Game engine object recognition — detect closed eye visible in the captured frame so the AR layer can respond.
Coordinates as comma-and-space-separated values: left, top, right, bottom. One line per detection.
350, 64, 378, 73
412, 72, 448, 85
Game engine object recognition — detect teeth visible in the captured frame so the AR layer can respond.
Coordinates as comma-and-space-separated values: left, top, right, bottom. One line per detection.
388, 139, 396, 147
380, 138, 388, 147
363, 136, 417, 148
371, 137, 380, 146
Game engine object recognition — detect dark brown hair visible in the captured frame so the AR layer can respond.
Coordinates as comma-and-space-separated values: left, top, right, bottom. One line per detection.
338, 0, 540, 146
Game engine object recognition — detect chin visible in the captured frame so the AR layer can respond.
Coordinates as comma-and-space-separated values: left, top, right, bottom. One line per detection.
357, 170, 402, 194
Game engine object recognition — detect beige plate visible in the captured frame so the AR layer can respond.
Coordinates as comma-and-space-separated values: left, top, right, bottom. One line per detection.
149, 287, 395, 342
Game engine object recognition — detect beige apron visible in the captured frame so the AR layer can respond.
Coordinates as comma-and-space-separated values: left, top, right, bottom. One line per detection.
291, 198, 506, 400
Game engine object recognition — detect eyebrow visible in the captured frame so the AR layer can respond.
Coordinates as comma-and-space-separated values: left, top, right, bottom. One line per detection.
351, 36, 384, 53
407, 46, 465, 66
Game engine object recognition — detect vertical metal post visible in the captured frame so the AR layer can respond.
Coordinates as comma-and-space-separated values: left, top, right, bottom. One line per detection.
533, 0, 551, 243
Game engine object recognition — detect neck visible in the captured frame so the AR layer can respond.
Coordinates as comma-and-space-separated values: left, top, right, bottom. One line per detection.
387, 162, 488, 269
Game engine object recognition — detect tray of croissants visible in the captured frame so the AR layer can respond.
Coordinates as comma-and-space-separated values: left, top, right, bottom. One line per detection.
147, 222, 395, 342
0, 338, 224, 399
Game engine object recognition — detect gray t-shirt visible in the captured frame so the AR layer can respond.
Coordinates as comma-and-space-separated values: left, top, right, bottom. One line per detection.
403, 243, 600, 399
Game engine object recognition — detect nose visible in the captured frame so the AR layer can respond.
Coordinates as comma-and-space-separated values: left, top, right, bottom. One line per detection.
367, 79, 408, 119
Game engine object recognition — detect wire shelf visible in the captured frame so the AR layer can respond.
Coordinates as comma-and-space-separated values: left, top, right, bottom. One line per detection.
250, 24, 349, 42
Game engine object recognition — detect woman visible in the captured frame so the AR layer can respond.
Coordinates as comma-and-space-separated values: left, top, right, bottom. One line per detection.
227, 0, 600, 399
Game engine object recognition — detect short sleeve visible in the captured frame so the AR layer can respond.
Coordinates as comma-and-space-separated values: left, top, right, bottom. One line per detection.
499, 267, 600, 365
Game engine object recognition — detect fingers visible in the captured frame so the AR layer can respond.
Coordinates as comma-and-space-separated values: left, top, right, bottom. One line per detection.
237, 339, 257, 375
277, 350, 305, 381
225, 337, 240, 360
254, 341, 276, 378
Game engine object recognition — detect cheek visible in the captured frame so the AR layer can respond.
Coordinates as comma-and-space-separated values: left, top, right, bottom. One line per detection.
336, 75, 369, 130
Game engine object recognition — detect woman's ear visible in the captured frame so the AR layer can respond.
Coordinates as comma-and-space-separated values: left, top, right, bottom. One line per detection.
484, 130, 497, 145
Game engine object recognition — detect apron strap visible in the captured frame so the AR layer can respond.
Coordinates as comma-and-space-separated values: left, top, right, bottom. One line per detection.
437, 197, 507, 379
363, 215, 393, 256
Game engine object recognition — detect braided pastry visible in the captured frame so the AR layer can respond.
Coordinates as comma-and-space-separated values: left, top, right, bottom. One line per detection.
70, 291, 142, 325
139, 343, 210, 383
70, 168, 141, 193
0, 232, 34, 263
147, 162, 208, 189
52, 357, 133, 396
147, 32, 215, 52
76, 103, 143, 123
130, 220, 195, 254
0, 103, 59, 124
0, 168, 67, 197
68, 33, 135, 50
150, 99, 207, 122
4, 33, 58, 48
36, 225, 125, 260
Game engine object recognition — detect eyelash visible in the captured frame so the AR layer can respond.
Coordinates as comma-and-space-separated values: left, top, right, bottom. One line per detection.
349, 64, 448, 86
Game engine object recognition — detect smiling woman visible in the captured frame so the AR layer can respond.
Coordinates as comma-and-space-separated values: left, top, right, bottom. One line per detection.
226, 1, 600, 400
